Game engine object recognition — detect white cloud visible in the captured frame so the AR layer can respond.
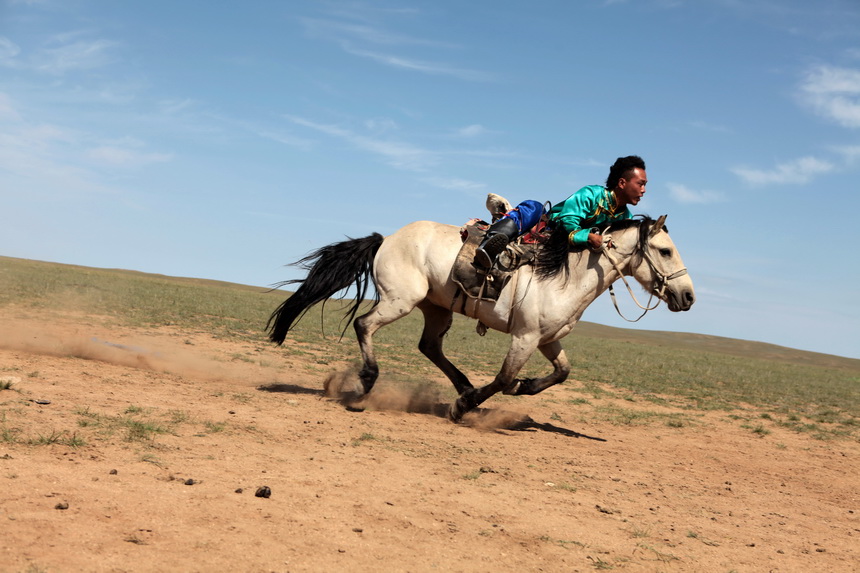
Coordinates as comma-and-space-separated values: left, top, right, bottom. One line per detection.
422, 177, 487, 191
687, 120, 731, 134
0, 37, 21, 62
37, 38, 117, 74
86, 146, 173, 168
364, 117, 399, 133
457, 124, 489, 137
301, 18, 448, 48
799, 64, 860, 128
300, 16, 492, 81
255, 129, 314, 150
731, 156, 835, 185
831, 145, 860, 164
341, 45, 494, 81
666, 183, 725, 204
285, 114, 437, 171
0, 92, 21, 121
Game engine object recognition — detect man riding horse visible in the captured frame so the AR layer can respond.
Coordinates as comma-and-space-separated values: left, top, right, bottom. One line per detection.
474, 155, 648, 269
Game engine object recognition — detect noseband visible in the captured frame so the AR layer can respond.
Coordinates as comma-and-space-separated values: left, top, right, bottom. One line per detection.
599, 223, 688, 322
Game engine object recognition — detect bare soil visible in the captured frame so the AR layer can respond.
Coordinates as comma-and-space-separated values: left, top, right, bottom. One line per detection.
1, 309, 858, 572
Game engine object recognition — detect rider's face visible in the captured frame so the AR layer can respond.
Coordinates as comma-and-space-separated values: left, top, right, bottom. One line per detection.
615, 168, 647, 206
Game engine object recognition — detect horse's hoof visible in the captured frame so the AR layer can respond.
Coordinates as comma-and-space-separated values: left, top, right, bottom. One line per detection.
447, 402, 463, 423
501, 381, 520, 396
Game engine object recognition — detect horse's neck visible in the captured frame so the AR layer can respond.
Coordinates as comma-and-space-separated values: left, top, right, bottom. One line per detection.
567, 228, 637, 295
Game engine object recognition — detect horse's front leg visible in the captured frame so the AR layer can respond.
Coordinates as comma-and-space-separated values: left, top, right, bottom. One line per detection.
503, 340, 570, 396
448, 335, 538, 422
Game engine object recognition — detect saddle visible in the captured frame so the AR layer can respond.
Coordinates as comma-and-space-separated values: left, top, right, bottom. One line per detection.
452, 199, 546, 303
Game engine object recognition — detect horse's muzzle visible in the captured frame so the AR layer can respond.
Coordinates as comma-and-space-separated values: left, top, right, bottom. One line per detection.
667, 288, 695, 312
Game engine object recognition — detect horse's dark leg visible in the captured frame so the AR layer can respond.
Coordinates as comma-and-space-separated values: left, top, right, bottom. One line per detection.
354, 300, 415, 395
448, 334, 538, 422
503, 340, 570, 396
417, 302, 473, 395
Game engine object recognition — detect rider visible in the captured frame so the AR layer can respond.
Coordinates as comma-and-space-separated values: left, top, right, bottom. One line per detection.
474, 155, 647, 268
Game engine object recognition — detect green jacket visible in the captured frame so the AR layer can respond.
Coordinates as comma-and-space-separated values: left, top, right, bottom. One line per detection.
547, 185, 632, 246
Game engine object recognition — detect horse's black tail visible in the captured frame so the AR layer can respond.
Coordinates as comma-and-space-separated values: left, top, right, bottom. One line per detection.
267, 233, 385, 345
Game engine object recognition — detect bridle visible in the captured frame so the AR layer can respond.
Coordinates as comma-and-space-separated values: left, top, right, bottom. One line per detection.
598, 218, 688, 322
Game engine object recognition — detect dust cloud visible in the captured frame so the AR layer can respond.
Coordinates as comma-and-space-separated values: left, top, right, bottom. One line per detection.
0, 320, 258, 383
321, 367, 529, 429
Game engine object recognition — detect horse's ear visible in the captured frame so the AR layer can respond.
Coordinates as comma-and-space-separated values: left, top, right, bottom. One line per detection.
649, 215, 667, 237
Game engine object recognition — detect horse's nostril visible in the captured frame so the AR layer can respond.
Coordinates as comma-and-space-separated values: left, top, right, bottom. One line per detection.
685, 291, 695, 304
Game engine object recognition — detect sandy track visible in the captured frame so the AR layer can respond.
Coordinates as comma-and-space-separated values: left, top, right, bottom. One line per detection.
0, 312, 857, 572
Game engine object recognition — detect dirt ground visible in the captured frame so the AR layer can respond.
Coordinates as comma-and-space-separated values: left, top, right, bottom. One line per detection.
0, 309, 858, 573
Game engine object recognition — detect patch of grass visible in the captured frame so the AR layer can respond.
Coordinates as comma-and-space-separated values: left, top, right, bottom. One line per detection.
687, 530, 720, 546
125, 419, 168, 442
539, 535, 586, 549
1, 426, 21, 444
628, 526, 650, 539
351, 432, 378, 446
636, 543, 680, 563
29, 429, 85, 447
593, 405, 690, 427
202, 420, 226, 433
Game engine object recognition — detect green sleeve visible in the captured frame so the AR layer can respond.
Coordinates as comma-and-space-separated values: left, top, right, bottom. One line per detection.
548, 185, 603, 245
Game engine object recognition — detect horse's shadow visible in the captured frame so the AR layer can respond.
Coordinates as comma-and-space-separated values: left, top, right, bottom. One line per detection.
257, 383, 324, 396
256, 381, 605, 442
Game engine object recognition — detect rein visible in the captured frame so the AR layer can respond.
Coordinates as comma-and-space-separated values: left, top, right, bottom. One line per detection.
598, 225, 688, 323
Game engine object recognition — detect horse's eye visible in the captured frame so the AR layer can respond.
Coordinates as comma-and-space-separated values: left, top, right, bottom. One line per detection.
659, 248, 672, 257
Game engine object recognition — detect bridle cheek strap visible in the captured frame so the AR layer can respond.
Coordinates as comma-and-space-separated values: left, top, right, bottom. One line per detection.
599, 232, 687, 322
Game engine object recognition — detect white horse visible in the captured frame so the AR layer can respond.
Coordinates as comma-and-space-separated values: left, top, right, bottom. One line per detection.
268, 214, 695, 421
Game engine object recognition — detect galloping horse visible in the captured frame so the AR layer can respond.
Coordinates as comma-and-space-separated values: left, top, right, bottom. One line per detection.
268, 214, 695, 421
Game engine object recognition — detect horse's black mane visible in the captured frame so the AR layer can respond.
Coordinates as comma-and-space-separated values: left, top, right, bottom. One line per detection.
534, 215, 654, 280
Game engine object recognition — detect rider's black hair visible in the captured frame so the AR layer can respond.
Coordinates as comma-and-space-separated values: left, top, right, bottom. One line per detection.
605, 155, 646, 191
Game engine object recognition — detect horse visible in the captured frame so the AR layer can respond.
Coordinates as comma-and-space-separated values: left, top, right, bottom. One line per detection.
268, 214, 695, 422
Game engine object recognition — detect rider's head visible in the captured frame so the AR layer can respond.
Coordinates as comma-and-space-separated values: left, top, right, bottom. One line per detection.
606, 156, 646, 191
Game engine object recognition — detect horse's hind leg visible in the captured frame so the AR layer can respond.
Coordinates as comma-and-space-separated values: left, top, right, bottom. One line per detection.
354, 299, 415, 394
504, 340, 570, 396
417, 302, 473, 395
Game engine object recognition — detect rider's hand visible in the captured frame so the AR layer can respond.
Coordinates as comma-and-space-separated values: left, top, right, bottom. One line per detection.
587, 233, 603, 250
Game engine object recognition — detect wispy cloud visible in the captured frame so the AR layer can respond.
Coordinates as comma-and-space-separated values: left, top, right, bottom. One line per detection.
687, 119, 732, 133
255, 129, 315, 150
731, 156, 835, 185
285, 114, 437, 171
300, 15, 493, 81
798, 64, 860, 128
666, 183, 725, 204
0, 37, 21, 62
456, 124, 490, 138
831, 144, 860, 164
86, 146, 172, 168
0, 92, 21, 121
341, 45, 494, 81
1, 30, 118, 75
421, 177, 487, 191
301, 17, 449, 48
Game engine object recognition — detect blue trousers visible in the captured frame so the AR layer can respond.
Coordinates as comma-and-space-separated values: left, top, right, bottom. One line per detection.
504, 200, 544, 234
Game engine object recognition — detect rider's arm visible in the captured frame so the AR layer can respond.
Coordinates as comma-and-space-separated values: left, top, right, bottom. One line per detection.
548, 186, 602, 246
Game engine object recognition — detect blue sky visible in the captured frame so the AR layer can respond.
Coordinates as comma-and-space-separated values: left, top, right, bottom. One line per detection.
2, 0, 859, 359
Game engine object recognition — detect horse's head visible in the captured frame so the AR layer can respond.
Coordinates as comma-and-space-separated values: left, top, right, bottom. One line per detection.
628, 215, 696, 312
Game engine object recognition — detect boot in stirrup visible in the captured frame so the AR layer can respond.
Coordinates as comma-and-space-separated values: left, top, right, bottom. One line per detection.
474, 217, 519, 269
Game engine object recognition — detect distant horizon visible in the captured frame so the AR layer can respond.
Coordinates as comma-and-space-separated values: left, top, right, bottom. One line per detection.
2, 1, 859, 359
4, 253, 857, 364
